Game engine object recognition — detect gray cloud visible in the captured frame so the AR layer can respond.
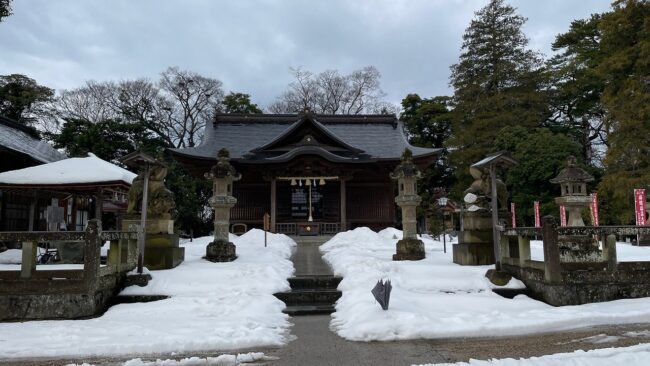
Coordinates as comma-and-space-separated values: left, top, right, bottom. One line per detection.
0, 0, 611, 109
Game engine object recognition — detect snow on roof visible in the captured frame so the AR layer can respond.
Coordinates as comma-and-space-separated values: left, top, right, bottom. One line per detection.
0, 153, 137, 186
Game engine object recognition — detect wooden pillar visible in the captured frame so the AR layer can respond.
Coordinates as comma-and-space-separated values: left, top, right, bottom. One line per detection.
28, 196, 37, 231
489, 164, 501, 270
0, 191, 6, 231
94, 189, 102, 220
542, 216, 562, 283
70, 195, 78, 231
340, 179, 347, 231
270, 178, 277, 233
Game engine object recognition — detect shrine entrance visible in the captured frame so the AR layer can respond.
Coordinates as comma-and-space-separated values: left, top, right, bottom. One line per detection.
275, 176, 342, 236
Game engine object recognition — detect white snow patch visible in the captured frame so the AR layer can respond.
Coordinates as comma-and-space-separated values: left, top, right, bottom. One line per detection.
414, 343, 650, 365
0, 230, 296, 359
0, 153, 136, 185
66, 352, 269, 366
321, 227, 650, 341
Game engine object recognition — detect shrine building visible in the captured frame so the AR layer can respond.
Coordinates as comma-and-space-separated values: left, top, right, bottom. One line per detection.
171, 112, 441, 235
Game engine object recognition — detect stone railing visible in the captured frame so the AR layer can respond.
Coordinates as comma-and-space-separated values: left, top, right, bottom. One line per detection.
0, 220, 138, 295
498, 217, 650, 306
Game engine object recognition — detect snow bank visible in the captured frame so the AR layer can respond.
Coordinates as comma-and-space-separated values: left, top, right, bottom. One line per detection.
0, 230, 296, 359
66, 351, 269, 366
415, 343, 650, 366
321, 227, 650, 341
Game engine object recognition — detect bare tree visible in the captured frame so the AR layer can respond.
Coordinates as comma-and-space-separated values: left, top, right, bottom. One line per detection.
269, 66, 390, 115
158, 67, 223, 147
55, 67, 225, 148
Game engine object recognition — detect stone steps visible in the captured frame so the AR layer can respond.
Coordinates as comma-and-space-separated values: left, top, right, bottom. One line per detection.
275, 275, 342, 316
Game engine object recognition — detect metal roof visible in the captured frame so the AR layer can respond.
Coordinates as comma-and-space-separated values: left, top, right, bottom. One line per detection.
0, 115, 66, 164
170, 113, 441, 163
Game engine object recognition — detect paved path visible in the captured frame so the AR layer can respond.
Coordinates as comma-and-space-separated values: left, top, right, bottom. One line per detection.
289, 239, 333, 276
10, 237, 650, 365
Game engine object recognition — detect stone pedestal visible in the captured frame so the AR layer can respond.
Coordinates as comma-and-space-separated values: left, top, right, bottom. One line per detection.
205, 239, 237, 262
453, 211, 495, 265
121, 218, 185, 270
393, 238, 425, 261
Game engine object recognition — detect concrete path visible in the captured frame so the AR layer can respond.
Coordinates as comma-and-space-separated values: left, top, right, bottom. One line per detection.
289, 239, 333, 276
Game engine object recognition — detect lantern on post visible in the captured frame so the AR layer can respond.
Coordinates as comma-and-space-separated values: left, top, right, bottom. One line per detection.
204, 148, 241, 262
390, 149, 425, 261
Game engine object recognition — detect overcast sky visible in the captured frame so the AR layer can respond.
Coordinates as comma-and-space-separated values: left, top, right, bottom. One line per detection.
0, 0, 611, 110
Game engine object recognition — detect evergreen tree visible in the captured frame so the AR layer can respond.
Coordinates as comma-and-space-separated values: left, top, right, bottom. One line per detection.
400, 94, 455, 204
0, 0, 11, 22
0, 74, 54, 125
544, 15, 607, 164
597, 0, 650, 224
221, 92, 262, 114
448, 0, 545, 197
494, 126, 590, 225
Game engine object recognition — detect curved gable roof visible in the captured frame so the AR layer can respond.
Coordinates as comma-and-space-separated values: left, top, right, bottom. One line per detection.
170, 113, 442, 163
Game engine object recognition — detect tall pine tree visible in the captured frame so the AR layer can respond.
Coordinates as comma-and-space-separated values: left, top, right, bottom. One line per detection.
597, 0, 650, 224
448, 0, 545, 196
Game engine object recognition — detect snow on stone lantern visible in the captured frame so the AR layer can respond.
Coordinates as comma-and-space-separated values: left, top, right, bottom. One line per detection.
390, 149, 425, 260
204, 148, 241, 262
550, 156, 594, 227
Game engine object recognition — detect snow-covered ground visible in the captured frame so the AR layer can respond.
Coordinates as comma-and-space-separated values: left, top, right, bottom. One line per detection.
67, 352, 270, 366
530, 239, 650, 262
321, 227, 650, 341
415, 343, 650, 366
0, 230, 296, 359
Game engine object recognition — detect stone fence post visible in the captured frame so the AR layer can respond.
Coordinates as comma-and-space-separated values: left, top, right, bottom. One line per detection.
84, 220, 102, 288
603, 234, 618, 271
518, 236, 531, 267
542, 216, 562, 284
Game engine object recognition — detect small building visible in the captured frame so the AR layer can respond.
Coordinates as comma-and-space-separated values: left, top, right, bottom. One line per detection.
0, 154, 136, 231
0, 115, 66, 231
171, 112, 441, 234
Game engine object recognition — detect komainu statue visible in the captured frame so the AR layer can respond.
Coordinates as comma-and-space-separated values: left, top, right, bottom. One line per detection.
127, 165, 175, 219
463, 166, 508, 212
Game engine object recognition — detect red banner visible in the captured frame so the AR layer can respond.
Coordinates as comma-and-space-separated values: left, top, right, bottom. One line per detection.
560, 205, 567, 227
591, 193, 600, 227
534, 201, 540, 228
511, 202, 516, 228
635, 189, 647, 226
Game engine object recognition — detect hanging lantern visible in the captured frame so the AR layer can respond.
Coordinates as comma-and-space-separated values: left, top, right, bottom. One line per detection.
319, 178, 326, 186
306, 179, 311, 186
291, 178, 297, 186
298, 179, 302, 187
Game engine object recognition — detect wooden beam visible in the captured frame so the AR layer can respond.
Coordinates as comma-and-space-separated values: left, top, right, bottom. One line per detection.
340, 179, 347, 231
270, 178, 277, 232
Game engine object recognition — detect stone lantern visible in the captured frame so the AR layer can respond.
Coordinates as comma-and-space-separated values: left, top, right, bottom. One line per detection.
550, 156, 601, 262
550, 156, 594, 227
390, 149, 425, 260
205, 148, 241, 262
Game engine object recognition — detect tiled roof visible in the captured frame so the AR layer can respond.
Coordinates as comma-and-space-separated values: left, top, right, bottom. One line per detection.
0, 115, 66, 164
171, 113, 440, 163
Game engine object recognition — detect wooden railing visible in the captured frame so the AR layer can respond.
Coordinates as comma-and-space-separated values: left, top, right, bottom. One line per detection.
275, 222, 342, 236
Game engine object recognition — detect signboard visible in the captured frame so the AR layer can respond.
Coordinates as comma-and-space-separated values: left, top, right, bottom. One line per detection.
534, 201, 540, 228
560, 205, 567, 227
591, 193, 600, 227
511, 202, 516, 228
635, 189, 647, 226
